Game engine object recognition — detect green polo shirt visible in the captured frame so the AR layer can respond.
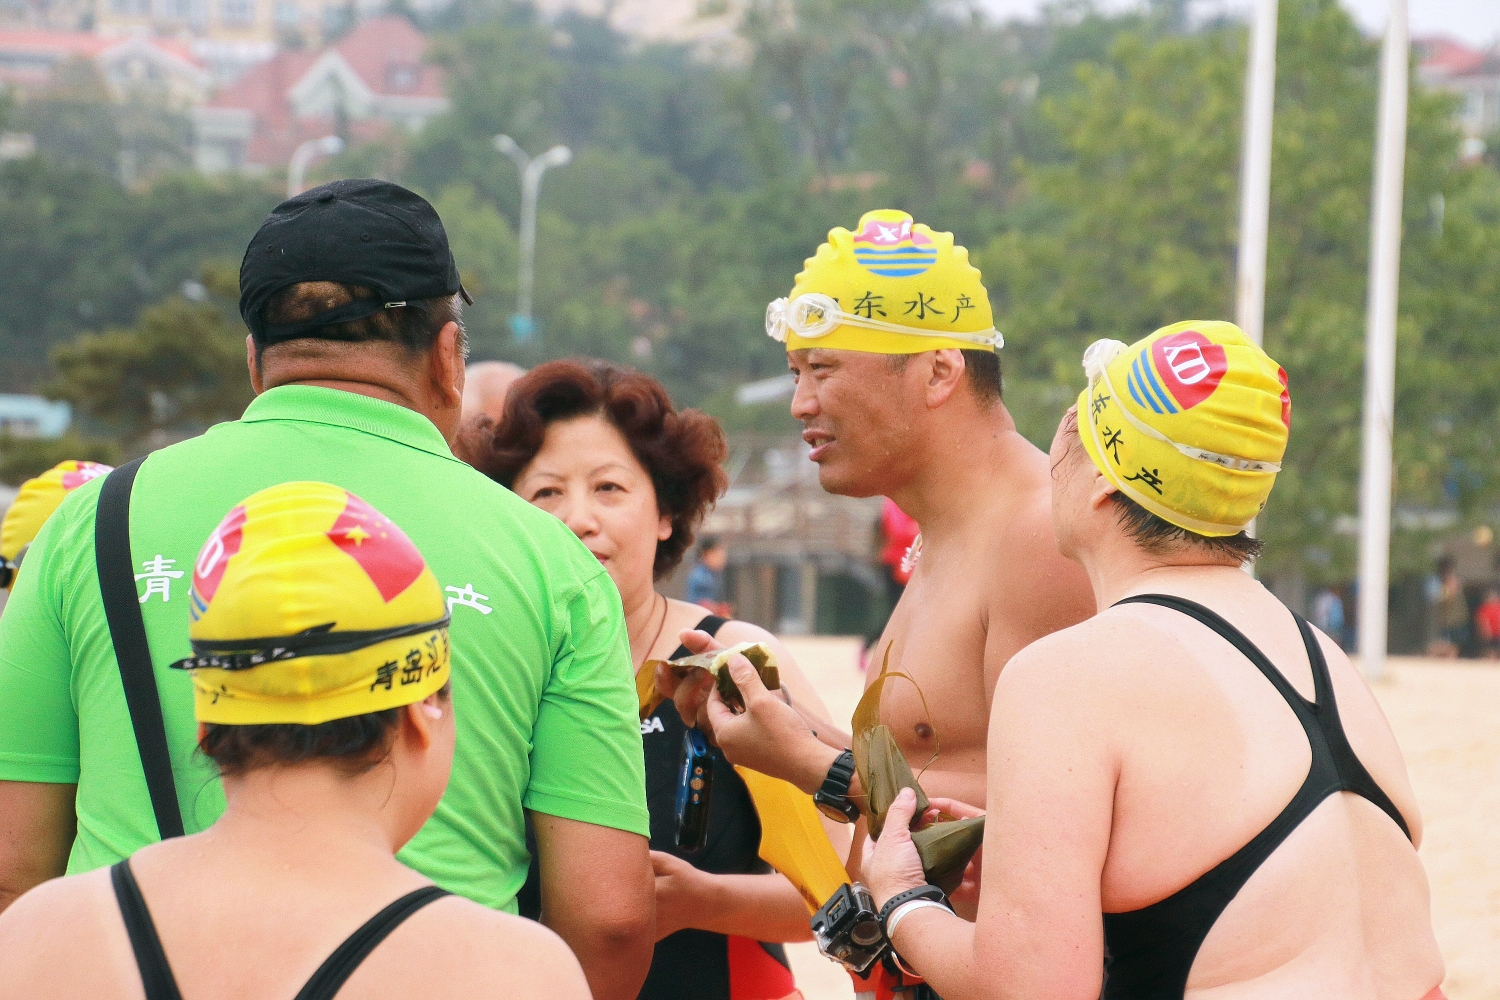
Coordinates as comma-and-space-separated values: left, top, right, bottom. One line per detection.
0, 385, 649, 910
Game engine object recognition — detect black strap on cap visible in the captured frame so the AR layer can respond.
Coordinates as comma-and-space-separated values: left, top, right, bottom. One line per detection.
96, 457, 184, 840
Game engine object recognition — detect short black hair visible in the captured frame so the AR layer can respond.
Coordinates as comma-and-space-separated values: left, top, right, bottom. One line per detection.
259, 281, 463, 357
1109, 492, 1263, 563
199, 682, 451, 777
885, 349, 1002, 403
699, 536, 722, 553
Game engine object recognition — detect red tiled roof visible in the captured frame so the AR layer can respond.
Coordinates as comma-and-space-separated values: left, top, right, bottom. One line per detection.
333, 15, 443, 100
202, 16, 441, 168
1416, 36, 1489, 78
0, 29, 114, 60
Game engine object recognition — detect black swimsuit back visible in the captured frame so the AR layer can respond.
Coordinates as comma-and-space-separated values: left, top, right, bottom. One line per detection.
110, 858, 449, 1000
1101, 594, 1411, 998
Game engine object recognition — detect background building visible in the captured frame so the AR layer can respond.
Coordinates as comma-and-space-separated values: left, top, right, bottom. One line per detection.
192, 14, 444, 173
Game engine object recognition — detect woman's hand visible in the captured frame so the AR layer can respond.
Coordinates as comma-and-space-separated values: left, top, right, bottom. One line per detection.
656, 629, 723, 734
861, 787, 930, 909
650, 851, 708, 941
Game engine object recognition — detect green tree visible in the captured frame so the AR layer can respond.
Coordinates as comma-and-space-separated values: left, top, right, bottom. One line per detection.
46, 295, 253, 447
976, 0, 1500, 582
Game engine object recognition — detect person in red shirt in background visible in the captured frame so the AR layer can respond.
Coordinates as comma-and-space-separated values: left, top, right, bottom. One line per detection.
866, 499, 921, 668
1475, 587, 1500, 660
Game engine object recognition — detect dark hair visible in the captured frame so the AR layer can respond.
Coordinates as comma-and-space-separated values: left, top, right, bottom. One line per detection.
198, 682, 451, 778
885, 349, 1002, 402
699, 536, 723, 553
463, 360, 729, 579
1109, 492, 1264, 563
258, 281, 463, 359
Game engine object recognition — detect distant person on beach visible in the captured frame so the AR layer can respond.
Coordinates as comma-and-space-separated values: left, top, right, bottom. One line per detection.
1474, 587, 1500, 660
465, 359, 844, 1000
1429, 559, 1468, 658
856, 322, 1445, 999
0, 483, 587, 1000
1312, 586, 1345, 650
685, 536, 731, 617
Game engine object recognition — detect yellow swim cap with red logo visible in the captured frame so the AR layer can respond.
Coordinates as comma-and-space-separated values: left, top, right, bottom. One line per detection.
1076, 321, 1290, 537
1, 460, 113, 590
768, 209, 1002, 355
172, 481, 450, 725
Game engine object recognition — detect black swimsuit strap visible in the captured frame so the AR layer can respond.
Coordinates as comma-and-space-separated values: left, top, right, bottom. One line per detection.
292, 885, 452, 1000
668, 614, 729, 661
110, 858, 449, 1000
111, 860, 185, 1000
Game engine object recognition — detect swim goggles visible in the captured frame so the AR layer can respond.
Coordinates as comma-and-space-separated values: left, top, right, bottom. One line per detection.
766, 293, 1004, 350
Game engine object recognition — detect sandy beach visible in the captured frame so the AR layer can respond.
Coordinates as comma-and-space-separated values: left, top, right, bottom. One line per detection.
778, 640, 1500, 999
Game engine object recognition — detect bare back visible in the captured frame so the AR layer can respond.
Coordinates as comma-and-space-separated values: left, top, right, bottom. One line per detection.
0, 837, 584, 1000
1060, 579, 1442, 997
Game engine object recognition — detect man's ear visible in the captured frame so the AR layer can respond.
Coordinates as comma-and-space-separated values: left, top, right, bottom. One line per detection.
924, 348, 966, 410
246, 334, 265, 395
429, 321, 464, 411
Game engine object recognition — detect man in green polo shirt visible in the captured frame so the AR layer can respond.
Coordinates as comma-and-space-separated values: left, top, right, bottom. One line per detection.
0, 180, 655, 1000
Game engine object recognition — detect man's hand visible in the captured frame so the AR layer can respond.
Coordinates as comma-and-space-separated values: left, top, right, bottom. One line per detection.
704, 653, 841, 794
0, 782, 75, 915
532, 813, 654, 1000
861, 787, 929, 909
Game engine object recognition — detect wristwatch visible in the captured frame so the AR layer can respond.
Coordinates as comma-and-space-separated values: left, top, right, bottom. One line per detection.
877, 884, 950, 935
814, 749, 860, 823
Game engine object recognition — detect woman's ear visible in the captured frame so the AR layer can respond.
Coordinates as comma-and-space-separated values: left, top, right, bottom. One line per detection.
402, 695, 443, 751
658, 512, 673, 542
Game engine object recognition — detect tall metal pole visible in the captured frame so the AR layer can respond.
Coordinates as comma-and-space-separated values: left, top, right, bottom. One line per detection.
494, 135, 571, 342
1235, 0, 1278, 349
287, 136, 344, 199
1356, 0, 1410, 681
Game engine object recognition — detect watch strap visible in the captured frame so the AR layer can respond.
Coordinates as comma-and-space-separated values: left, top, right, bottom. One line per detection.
821, 748, 856, 797
877, 884, 949, 932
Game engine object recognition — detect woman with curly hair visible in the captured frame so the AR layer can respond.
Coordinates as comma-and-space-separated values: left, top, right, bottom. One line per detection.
463, 359, 843, 1000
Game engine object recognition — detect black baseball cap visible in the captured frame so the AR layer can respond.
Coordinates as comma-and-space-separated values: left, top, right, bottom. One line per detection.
239, 179, 472, 346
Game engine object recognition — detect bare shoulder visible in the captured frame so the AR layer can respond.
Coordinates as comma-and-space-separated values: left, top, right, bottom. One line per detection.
981, 480, 1094, 631
417, 897, 589, 998
0, 869, 117, 984
997, 609, 1161, 701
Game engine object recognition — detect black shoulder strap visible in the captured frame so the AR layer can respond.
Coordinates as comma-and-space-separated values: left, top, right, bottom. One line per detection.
110, 860, 185, 1000
96, 457, 184, 840
668, 614, 730, 660
696, 614, 730, 639
293, 887, 451, 1000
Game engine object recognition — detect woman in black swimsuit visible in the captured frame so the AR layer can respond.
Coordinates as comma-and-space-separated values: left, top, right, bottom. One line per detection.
844, 326, 1443, 998
0, 484, 585, 1000
468, 360, 846, 1000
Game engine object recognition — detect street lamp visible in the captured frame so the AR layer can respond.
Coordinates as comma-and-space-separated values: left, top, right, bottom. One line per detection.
287, 135, 345, 199
494, 134, 572, 342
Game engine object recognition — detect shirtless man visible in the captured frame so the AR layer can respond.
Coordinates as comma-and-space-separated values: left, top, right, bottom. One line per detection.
856, 322, 1445, 998
668, 209, 1093, 896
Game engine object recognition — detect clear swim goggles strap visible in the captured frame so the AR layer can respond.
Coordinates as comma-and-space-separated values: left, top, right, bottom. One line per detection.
1088, 351, 1281, 475
766, 293, 1003, 350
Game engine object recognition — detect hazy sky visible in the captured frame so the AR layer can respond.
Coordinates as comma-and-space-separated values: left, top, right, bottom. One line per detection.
976, 0, 1500, 47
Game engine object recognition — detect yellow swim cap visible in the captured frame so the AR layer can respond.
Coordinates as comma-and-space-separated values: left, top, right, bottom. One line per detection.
1076, 321, 1290, 537
171, 482, 450, 725
768, 209, 1002, 355
1, 460, 113, 590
